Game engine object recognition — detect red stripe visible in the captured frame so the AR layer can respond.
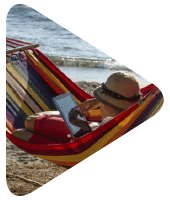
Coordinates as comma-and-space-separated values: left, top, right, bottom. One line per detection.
6, 102, 139, 154
6, 39, 24, 47
143, 87, 158, 100
6, 124, 113, 156
33, 49, 93, 102
6, 38, 32, 45
141, 84, 156, 94
6, 44, 16, 48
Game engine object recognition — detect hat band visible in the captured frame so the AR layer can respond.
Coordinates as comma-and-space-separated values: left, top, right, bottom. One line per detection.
101, 83, 141, 102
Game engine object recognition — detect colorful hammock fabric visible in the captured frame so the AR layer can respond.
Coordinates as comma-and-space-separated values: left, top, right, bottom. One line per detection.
6, 38, 164, 166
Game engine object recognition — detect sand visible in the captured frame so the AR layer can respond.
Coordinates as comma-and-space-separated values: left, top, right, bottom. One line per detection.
6, 81, 149, 195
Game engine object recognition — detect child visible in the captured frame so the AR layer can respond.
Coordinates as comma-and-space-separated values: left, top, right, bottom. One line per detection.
13, 71, 141, 143
70, 71, 141, 132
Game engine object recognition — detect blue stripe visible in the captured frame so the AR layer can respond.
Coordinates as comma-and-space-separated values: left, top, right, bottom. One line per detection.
6, 101, 25, 129
126, 92, 163, 133
11, 53, 58, 110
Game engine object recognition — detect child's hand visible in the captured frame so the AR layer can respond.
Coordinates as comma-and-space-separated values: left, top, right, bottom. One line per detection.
74, 98, 101, 117
69, 109, 83, 125
69, 109, 92, 132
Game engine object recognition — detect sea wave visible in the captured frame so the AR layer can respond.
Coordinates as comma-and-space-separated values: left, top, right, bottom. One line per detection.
7, 4, 113, 60
47, 56, 129, 70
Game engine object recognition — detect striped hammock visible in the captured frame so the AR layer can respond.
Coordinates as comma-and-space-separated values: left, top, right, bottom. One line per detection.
6, 38, 164, 167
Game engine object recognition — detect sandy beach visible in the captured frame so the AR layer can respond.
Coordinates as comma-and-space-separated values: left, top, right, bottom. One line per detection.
6, 81, 148, 195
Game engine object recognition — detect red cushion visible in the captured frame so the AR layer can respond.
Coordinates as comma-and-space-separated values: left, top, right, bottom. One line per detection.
33, 115, 72, 143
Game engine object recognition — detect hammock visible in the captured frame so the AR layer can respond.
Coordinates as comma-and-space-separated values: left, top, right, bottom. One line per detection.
6, 38, 164, 167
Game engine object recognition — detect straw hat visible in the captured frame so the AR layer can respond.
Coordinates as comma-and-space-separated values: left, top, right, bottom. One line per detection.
93, 71, 141, 110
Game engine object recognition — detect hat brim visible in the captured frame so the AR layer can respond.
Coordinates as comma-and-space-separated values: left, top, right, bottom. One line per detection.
94, 87, 137, 110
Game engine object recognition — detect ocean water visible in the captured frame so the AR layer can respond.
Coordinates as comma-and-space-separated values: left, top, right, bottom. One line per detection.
6, 4, 149, 83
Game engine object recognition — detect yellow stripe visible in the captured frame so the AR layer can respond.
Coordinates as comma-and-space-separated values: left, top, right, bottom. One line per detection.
26, 51, 81, 104
6, 83, 33, 116
6, 62, 50, 111
32, 96, 155, 163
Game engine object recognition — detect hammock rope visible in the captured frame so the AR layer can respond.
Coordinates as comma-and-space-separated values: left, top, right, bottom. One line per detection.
6, 38, 164, 166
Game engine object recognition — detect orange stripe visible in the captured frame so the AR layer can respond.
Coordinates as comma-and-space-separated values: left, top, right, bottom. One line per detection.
46, 159, 78, 167
6, 119, 15, 133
